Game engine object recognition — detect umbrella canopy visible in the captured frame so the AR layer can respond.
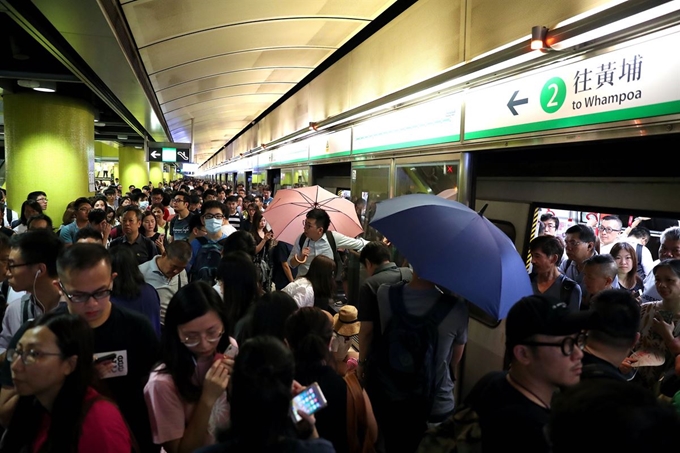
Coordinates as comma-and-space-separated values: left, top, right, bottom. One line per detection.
369, 194, 532, 320
263, 185, 363, 245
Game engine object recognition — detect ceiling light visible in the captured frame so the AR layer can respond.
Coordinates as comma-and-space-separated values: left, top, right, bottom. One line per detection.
17, 80, 56, 92
33, 81, 56, 93
117, 135, 128, 140
94, 122, 106, 127
531, 26, 548, 50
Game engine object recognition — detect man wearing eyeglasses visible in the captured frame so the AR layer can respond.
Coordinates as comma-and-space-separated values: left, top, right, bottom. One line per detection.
598, 215, 624, 255
0, 230, 64, 360
58, 197, 92, 245
26, 191, 48, 212
466, 295, 589, 453
0, 243, 160, 451
168, 191, 194, 242
560, 224, 599, 308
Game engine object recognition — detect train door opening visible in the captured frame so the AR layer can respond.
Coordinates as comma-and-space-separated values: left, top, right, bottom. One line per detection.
267, 169, 281, 195
310, 161, 351, 196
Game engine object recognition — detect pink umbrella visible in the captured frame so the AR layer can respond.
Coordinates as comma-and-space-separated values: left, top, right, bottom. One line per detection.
263, 186, 363, 245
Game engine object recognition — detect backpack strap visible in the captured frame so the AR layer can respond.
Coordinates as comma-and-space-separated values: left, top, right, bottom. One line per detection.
325, 230, 337, 255
22, 296, 34, 324
298, 233, 306, 250
560, 277, 575, 305
387, 281, 409, 318
196, 236, 209, 246
0, 280, 9, 301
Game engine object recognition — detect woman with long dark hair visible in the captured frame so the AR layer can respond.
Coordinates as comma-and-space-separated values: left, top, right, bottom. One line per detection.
250, 210, 274, 291
612, 242, 644, 296
282, 255, 336, 312
1, 312, 131, 452
141, 210, 166, 255
195, 336, 333, 453
144, 281, 235, 453
284, 307, 377, 453
217, 251, 259, 340
109, 246, 162, 337
12, 199, 42, 234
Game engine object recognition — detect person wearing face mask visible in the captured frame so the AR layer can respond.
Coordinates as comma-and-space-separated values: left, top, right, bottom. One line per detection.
187, 201, 230, 285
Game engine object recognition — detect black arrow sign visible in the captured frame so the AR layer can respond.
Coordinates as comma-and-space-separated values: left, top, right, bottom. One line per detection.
507, 90, 528, 116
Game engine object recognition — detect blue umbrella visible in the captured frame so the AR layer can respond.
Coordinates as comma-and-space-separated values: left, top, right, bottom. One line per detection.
369, 194, 532, 320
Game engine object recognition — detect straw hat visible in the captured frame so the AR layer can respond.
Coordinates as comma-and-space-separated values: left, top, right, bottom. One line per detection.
333, 305, 360, 337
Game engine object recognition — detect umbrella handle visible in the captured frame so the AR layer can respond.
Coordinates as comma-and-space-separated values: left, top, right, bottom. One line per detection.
293, 254, 308, 264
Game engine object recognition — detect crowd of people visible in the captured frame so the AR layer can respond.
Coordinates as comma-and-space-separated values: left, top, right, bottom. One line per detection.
0, 181, 677, 452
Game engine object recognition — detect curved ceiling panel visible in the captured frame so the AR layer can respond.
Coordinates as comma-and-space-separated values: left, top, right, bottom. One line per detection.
149, 48, 332, 90
157, 69, 308, 105
122, 0, 393, 47
118, 0, 399, 164
138, 19, 360, 74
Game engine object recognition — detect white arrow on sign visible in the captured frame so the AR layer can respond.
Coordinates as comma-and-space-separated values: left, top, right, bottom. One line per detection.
150, 150, 160, 158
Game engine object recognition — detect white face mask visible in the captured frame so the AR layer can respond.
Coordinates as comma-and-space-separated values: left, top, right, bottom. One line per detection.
205, 218, 222, 234
139, 201, 149, 210
330, 332, 352, 360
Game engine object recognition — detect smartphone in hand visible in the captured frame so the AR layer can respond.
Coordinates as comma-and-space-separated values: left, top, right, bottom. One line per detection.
290, 381, 328, 423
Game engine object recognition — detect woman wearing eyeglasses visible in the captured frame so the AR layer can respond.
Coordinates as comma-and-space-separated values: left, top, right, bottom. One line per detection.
144, 281, 236, 453
1, 312, 131, 452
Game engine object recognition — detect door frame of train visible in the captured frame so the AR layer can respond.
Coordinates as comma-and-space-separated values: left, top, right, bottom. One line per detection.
456, 198, 531, 401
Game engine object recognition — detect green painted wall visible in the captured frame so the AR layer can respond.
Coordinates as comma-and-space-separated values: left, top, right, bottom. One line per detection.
149, 162, 163, 187
95, 141, 119, 159
119, 146, 149, 191
4, 92, 94, 223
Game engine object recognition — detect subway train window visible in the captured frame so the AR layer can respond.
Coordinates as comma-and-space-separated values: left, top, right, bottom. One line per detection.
395, 162, 458, 199
351, 166, 390, 241
529, 206, 680, 273
280, 168, 309, 188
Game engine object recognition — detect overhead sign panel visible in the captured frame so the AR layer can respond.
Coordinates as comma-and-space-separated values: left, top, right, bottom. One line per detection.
352, 94, 461, 154
353, 94, 461, 154
147, 142, 192, 163
465, 28, 680, 140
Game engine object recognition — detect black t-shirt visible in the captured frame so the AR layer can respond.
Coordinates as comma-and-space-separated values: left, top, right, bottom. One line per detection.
295, 364, 347, 453
1, 303, 160, 452
467, 371, 551, 453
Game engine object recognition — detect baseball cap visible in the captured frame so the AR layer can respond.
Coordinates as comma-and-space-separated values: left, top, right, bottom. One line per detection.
506, 295, 591, 346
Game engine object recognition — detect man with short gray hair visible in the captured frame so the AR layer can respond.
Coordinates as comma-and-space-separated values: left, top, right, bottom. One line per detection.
581, 255, 619, 309
138, 239, 192, 324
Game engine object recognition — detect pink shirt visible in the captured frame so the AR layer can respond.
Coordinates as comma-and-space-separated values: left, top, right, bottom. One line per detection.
32, 387, 131, 453
144, 341, 236, 449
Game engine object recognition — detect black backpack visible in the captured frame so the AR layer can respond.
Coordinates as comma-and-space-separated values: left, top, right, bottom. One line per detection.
189, 237, 223, 285
635, 243, 646, 279
370, 281, 454, 416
